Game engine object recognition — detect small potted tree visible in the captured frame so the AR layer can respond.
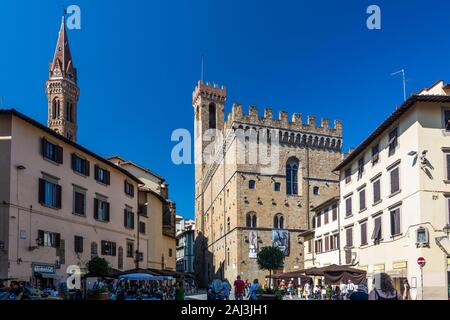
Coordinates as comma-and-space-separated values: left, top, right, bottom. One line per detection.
86, 256, 110, 300
256, 246, 285, 300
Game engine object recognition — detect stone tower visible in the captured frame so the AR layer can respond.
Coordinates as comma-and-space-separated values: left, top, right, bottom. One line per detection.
192, 81, 226, 233
46, 16, 79, 142
192, 79, 343, 287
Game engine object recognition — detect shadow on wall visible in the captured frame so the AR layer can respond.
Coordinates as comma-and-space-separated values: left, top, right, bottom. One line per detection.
194, 232, 214, 288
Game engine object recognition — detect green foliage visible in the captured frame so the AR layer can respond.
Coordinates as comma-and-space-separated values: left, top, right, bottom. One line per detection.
256, 246, 284, 271
86, 256, 109, 277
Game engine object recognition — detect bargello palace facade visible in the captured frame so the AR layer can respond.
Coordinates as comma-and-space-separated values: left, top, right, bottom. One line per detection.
193, 81, 344, 286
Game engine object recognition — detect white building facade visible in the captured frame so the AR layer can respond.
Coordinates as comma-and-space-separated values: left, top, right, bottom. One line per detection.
335, 81, 450, 300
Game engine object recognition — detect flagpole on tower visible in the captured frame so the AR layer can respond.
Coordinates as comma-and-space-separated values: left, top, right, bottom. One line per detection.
391, 69, 407, 101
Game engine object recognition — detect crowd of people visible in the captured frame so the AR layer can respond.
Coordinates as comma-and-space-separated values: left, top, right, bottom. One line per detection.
0, 277, 197, 300
209, 272, 411, 301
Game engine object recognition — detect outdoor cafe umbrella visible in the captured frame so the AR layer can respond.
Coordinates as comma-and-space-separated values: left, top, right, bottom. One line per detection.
118, 273, 165, 281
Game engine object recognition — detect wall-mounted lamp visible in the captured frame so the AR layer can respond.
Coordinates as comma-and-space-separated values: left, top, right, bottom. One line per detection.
16, 165, 26, 170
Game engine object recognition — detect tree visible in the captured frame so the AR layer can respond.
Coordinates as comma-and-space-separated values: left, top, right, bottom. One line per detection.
86, 256, 109, 277
257, 246, 285, 289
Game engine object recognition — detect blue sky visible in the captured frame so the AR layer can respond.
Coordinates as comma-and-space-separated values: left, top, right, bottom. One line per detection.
1, 0, 450, 219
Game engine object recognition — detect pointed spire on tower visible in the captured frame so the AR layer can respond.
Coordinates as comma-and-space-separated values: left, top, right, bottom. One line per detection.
49, 15, 77, 83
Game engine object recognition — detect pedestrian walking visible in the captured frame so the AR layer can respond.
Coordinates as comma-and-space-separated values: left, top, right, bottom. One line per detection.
233, 275, 245, 300
248, 279, 260, 300
369, 273, 402, 300
287, 280, 294, 299
222, 279, 231, 300
402, 279, 411, 300
175, 282, 185, 300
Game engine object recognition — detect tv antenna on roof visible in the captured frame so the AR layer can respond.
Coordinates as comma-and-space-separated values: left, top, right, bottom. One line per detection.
201, 54, 205, 82
391, 69, 407, 101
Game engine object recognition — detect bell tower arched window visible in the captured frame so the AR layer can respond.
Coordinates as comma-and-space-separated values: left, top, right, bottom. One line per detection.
286, 157, 299, 195
209, 103, 216, 129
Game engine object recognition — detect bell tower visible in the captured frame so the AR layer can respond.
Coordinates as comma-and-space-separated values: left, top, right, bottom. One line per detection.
46, 16, 80, 142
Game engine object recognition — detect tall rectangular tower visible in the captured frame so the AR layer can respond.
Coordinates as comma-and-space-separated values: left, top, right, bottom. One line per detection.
193, 80, 343, 287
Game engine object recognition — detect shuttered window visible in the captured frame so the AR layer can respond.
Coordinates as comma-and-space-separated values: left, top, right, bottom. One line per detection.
124, 209, 135, 229
324, 236, 329, 251
446, 154, 450, 181
360, 222, 367, 245
332, 205, 338, 221
73, 190, 85, 216
390, 167, 400, 194
94, 198, 110, 222
42, 138, 63, 164
71, 154, 90, 176
101, 240, 116, 256
38, 178, 61, 209
373, 179, 381, 203
390, 208, 401, 236
74, 236, 83, 253
359, 189, 366, 211
346, 227, 353, 248
345, 167, 352, 184
388, 127, 398, 156
324, 210, 329, 224
358, 158, 364, 179
372, 144, 379, 165
316, 213, 321, 227
372, 216, 382, 241
345, 197, 352, 217
38, 230, 60, 248
444, 110, 450, 131
139, 222, 146, 234
124, 181, 134, 197
94, 165, 110, 185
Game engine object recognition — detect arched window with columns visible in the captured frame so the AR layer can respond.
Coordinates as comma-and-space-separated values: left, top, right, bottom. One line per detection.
274, 214, 284, 229
286, 157, 299, 195
246, 212, 257, 228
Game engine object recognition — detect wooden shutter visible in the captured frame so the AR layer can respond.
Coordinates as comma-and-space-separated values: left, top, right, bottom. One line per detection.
324, 211, 329, 224
447, 154, 450, 180
332, 206, 337, 221
94, 199, 99, 220
38, 178, 46, 204
79, 237, 84, 253
85, 160, 90, 176
325, 236, 329, 251
374, 180, 380, 202
361, 223, 367, 245
101, 240, 106, 255
346, 228, 353, 247
124, 209, 128, 228
391, 168, 399, 193
41, 138, 47, 157
124, 181, 127, 194
105, 202, 110, 221
57, 145, 63, 164
55, 233, 61, 248
38, 230, 44, 246
346, 197, 352, 216
131, 212, 135, 229
94, 165, 99, 181
71, 153, 76, 171
112, 242, 117, 256
360, 189, 366, 210
105, 170, 110, 185
56, 185, 62, 209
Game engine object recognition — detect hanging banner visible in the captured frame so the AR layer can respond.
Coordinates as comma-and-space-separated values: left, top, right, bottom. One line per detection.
272, 229, 290, 256
248, 230, 258, 258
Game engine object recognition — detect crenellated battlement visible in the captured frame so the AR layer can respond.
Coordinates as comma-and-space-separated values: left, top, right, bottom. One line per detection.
192, 80, 227, 106
225, 104, 342, 137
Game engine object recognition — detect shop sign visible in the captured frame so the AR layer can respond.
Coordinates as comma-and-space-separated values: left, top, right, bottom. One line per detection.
393, 261, 407, 270
32, 263, 55, 274
373, 264, 385, 271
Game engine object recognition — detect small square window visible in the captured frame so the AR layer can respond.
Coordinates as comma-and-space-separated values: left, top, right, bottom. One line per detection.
274, 182, 280, 192
249, 180, 256, 189
313, 186, 319, 195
